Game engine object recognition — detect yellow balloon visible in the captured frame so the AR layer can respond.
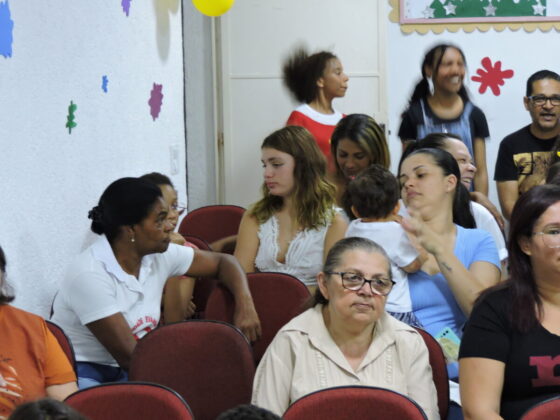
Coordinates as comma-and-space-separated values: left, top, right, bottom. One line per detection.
192, 0, 235, 17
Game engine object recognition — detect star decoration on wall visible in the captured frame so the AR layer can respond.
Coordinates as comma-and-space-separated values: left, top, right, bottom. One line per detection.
532, 1, 546, 16
484, 3, 497, 16
423, 6, 435, 18
444, 3, 457, 15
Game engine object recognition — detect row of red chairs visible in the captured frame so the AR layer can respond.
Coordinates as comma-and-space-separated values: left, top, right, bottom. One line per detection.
52, 204, 559, 419
176, 205, 453, 417
45, 204, 450, 419
62, 382, 434, 420
47, 307, 449, 420
61, 377, 560, 420
47, 288, 560, 420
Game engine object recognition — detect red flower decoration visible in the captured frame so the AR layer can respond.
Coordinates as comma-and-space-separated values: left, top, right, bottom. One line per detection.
471, 57, 514, 96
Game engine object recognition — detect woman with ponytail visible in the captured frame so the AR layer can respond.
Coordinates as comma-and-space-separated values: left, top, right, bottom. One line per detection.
51, 177, 260, 388
283, 47, 349, 168
398, 44, 490, 195
398, 147, 501, 419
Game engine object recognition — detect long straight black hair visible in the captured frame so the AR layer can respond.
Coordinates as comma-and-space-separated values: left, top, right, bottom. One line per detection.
407, 43, 469, 106
398, 146, 475, 229
501, 184, 560, 332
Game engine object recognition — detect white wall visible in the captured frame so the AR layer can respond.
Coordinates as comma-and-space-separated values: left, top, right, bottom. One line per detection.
183, 1, 217, 210
4, 1, 560, 317
0, 0, 186, 317
386, 21, 560, 206
218, 0, 387, 208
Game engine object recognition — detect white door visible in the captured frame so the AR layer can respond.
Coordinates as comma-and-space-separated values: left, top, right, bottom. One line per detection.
217, 0, 387, 207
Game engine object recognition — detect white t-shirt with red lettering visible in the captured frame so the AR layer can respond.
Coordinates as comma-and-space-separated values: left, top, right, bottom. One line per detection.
51, 235, 193, 366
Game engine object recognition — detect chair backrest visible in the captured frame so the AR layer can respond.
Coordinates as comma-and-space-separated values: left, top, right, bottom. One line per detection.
129, 320, 255, 420
65, 381, 193, 420
178, 205, 245, 245
46, 320, 76, 372
414, 327, 449, 419
182, 234, 211, 251
205, 272, 311, 363
521, 396, 560, 420
283, 386, 428, 420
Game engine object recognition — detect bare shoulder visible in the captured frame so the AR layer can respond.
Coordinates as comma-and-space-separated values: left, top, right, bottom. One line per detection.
330, 211, 348, 228
238, 210, 260, 231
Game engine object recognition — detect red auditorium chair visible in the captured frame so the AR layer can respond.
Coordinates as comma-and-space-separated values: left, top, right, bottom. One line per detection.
129, 320, 255, 420
182, 234, 211, 252
520, 396, 560, 420
46, 320, 76, 372
65, 381, 193, 420
205, 271, 310, 364
414, 327, 450, 419
283, 385, 428, 420
178, 205, 245, 252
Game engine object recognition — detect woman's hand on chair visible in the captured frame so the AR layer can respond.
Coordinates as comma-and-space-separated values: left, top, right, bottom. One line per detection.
234, 296, 262, 342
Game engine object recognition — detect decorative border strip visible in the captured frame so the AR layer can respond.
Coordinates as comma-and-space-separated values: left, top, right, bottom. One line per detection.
389, 0, 560, 34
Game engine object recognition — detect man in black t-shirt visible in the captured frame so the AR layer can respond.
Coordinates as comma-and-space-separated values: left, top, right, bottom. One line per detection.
495, 70, 560, 220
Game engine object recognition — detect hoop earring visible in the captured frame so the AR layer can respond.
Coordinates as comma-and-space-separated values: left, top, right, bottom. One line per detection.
427, 77, 435, 96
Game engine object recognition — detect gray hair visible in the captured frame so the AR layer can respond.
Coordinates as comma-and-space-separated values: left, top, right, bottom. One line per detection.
310, 237, 392, 306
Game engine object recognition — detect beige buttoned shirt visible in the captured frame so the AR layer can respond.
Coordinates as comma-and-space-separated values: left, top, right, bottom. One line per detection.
252, 305, 439, 419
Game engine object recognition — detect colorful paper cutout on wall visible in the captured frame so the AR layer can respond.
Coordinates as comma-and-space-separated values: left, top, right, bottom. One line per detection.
148, 83, 163, 121
471, 57, 514, 96
122, 0, 131, 17
102, 75, 109, 93
66, 101, 78, 134
0, 0, 14, 58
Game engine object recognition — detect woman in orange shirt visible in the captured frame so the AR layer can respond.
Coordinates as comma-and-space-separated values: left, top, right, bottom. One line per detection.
0, 246, 77, 419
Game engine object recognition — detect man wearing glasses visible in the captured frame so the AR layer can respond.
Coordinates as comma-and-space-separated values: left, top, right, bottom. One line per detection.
495, 70, 560, 220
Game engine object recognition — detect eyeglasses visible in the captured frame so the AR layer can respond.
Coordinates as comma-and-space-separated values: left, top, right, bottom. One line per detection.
528, 95, 560, 107
171, 203, 186, 215
327, 271, 395, 296
533, 227, 560, 248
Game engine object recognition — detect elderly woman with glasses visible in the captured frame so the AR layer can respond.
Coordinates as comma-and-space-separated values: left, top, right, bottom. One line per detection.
252, 237, 439, 419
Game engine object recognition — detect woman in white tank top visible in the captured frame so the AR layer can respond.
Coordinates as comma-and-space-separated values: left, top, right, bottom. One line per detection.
234, 126, 347, 289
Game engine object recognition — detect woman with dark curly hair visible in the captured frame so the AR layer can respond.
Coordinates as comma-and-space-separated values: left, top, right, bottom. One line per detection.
283, 47, 348, 167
